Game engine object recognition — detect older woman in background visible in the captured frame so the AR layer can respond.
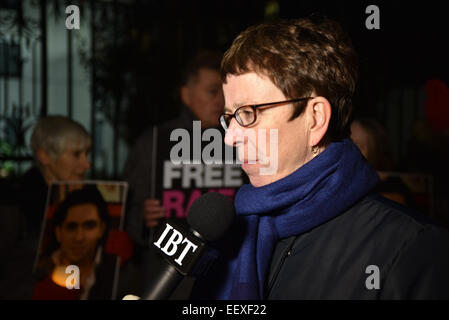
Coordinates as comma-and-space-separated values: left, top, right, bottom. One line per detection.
0, 116, 92, 299
24, 115, 92, 236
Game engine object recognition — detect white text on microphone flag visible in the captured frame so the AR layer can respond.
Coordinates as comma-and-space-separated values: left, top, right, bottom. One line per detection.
154, 222, 199, 266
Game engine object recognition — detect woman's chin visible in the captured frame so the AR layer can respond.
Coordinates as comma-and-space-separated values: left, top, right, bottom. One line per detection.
248, 175, 273, 187
243, 164, 277, 187
241, 160, 263, 176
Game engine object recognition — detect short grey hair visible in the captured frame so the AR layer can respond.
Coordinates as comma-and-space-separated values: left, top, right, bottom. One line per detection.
30, 115, 92, 160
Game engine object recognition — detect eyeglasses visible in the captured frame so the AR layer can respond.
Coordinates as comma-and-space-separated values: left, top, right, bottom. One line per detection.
219, 97, 311, 130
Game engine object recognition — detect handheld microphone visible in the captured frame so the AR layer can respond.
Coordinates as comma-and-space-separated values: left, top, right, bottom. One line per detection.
141, 192, 235, 300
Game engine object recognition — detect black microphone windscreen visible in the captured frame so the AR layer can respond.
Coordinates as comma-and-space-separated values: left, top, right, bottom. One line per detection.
186, 192, 235, 242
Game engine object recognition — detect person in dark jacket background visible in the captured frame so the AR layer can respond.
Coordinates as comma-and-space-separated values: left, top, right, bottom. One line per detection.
123, 50, 226, 245
191, 17, 449, 299
122, 50, 231, 299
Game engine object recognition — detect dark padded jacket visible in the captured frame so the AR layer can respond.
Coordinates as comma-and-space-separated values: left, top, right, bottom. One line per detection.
266, 193, 449, 299
191, 193, 449, 300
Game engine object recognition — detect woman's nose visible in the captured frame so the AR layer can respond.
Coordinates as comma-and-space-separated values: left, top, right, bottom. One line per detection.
224, 118, 242, 147
74, 227, 85, 241
81, 154, 91, 170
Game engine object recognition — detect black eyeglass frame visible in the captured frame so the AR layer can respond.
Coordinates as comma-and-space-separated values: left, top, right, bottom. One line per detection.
219, 97, 312, 129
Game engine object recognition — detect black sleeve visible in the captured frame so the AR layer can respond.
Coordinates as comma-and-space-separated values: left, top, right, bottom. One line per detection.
122, 130, 154, 246
381, 225, 449, 299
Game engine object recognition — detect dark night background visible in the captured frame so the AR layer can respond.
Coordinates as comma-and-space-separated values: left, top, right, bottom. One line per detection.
120, 1, 449, 139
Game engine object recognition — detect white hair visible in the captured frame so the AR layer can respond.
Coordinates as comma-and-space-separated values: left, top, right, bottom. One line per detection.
30, 115, 91, 160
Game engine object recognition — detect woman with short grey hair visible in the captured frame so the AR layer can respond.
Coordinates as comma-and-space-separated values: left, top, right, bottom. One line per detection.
30, 115, 91, 183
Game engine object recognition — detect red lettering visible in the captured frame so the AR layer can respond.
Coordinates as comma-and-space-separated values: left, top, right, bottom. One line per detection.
163, 188, 236, 219
162, 190, 185, 218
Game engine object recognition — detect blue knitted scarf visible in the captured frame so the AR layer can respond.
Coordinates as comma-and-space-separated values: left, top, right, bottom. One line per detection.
216, 139, 379, 299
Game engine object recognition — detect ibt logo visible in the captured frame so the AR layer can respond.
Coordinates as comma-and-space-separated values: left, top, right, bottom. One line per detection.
153, 222, 202, 270
154, 223, 198, 266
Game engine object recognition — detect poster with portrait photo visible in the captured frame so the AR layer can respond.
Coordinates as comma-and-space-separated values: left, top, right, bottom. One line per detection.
32, 181, 128, 300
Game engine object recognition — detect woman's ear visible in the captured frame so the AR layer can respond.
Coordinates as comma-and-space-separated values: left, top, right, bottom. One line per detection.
180, 85, 191, 107
36, 148, 52, 167
307, 96, 332, 146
